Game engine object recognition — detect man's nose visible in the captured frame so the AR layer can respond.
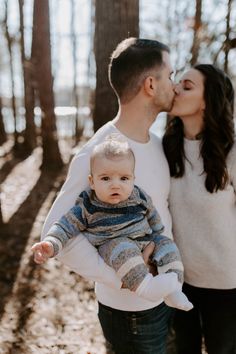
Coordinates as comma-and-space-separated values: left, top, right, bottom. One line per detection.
173, 83, 180, 95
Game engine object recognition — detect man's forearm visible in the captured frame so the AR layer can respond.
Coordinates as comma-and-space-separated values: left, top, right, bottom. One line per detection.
56, 234, 122, 289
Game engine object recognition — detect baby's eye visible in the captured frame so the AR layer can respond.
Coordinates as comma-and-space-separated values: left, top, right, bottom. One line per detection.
101, 176, 109, 181
121, 176, 129, 181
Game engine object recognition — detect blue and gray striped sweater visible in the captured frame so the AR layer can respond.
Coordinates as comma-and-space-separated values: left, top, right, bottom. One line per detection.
45, 185, 164, 255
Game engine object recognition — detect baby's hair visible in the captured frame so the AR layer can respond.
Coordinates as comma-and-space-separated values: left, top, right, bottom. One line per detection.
90, 134, 135, 173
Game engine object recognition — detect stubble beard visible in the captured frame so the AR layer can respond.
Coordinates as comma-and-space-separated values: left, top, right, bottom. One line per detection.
165, 95, 175, 113
154, 93, 174, 114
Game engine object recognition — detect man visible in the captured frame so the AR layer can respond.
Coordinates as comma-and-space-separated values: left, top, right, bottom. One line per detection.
42, 38, 176, 353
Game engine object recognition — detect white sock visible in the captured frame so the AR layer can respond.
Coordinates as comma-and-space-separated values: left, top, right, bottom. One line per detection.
135, 273, 179, 302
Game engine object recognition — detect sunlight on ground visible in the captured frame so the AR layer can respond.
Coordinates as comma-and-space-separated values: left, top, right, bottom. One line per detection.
0, 140, 14, 162
0, 173, 106, 353
1, 148, 42, 222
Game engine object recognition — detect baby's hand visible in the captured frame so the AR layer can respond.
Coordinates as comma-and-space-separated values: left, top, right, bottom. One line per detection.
31, 241, 54, 264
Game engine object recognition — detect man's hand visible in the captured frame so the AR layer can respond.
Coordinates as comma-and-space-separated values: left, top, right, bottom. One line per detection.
121, 241, 158, 288
142, 241, 158, 276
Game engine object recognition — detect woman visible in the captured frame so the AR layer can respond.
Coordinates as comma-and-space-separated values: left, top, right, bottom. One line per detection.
163, 64, 236, 354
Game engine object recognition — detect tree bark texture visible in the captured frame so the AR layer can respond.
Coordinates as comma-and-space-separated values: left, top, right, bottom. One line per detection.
190, 0, 202, 66
0, 97, 7, 145
93, 0, 139, 132
18, 0, 37, 152
32, 0, 62, 168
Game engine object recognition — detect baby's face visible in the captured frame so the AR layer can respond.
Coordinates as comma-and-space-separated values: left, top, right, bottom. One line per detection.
89, 156, 135, 204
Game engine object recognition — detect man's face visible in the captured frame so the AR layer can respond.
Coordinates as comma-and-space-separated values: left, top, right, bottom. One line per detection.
153, 51, 175, 112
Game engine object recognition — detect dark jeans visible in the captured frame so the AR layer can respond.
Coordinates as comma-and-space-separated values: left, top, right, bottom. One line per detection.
98, 301, 173, 354
173, 283, 236, 354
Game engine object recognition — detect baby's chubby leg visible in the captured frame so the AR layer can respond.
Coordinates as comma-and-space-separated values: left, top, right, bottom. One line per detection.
152, 235, 193, 311
98, 237, 180, 302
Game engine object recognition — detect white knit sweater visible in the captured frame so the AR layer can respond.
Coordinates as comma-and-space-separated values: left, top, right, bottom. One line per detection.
42, 121, 174, 311
169, 138, 236, 289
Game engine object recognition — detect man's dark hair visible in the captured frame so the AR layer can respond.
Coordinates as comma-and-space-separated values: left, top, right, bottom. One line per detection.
108, 38, 170, 103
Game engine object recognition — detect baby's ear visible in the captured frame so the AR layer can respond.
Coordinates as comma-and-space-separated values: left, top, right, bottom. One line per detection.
88, 174, 94, 189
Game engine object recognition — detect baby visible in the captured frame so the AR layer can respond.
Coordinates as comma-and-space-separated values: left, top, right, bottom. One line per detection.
32, 134, 193, 311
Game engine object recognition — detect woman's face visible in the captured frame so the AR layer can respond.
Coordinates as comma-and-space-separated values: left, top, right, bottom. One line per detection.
170, 69, 206, 121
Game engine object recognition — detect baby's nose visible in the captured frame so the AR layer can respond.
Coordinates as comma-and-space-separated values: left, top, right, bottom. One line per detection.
111, 181, 120, 188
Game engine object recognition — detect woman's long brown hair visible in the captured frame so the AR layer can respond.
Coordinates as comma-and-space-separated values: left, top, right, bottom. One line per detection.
163, 64, 235, 193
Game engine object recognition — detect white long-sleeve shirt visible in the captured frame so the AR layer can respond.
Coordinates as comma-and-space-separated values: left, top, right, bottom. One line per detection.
42, 121, 173, 311
169, 138, 236, 289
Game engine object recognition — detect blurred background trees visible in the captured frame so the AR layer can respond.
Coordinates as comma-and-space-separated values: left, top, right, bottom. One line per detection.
0, 0, 235, 164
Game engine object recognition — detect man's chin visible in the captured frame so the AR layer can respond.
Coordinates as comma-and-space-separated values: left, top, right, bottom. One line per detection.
165, 98, 176, 113
169, 103, 179, 116
166, 105, 174, 114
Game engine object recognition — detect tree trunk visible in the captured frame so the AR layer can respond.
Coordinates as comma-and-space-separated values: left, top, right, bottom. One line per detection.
0, 97, 7, 145
224, 0, 232, 73
3, 0, 18, 147
32, 0, 62, 169
71, 0, 83, 145
18, 0, 37, 152
190, 0, 202, 66
93, 0, 139, 132
229, 38, 236, 49
0, 196, 3, 226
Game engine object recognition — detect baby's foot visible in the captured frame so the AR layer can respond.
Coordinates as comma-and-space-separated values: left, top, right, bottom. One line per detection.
164, 291, 193, 311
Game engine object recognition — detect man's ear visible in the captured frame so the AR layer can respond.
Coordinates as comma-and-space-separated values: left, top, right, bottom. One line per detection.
88, 174, 94, 189
143, 76, 155, 97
